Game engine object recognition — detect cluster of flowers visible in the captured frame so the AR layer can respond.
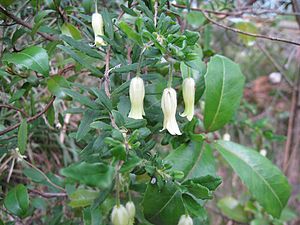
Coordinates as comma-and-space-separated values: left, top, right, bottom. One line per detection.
111, 201, 193, 225
129, 76, 195, 135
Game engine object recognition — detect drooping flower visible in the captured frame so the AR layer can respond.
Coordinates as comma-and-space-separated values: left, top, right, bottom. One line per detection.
92, 11, 106, 46
180, 77, 195, 121
128, 77, 145, 119
161, 87, 182, 135
126, 201, 136, 225
111, 204, 130, 225
178, 215, 193, 225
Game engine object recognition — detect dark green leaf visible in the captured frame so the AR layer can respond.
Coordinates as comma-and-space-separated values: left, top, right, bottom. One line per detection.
47, 75, 70, 98
3, 46, 49, 76
76, 109, 100, 141
204, 55, 245, 131
60, 162, 114, 188
4, 184, 29, 218
119, 21, 142, 45
18, 119, 28, 154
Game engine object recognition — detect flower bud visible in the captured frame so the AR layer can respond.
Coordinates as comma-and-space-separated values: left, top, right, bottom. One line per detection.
128, 77, 145, 119
126, 201, 136, 224
161, 87, 182, 135
111, 204, 130, 225
178, 215, 193, 225
180, 77, 195, 121
92, 12, 106, 46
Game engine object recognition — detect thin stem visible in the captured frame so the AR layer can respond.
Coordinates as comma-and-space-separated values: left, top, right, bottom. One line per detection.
22, 160, 65, 192
168, 63, 173, 88
116, 172, 120, 206
94, 0, 98, 13
136, 47, 146, 77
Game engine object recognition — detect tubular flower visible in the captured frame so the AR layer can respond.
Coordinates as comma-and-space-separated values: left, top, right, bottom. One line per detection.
178, 215, 193, 225
111, 204, 130, 225
161, 87, 182, 135
128, 77, 145, 119
126, 201, 136, 225
92, 12, 106, 46
180, 77, 195, 121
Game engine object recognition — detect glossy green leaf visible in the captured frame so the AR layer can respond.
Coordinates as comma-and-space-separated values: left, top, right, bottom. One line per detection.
165, 142, 216, 180
76, 109, 100, 141
204, 55, 245, 132
142, 181, 185, 225
3, 46, 49, 76
69, 189, 99, 208
60, 162, 114, 189
215, 140, 291, 218
4, 184, 29, 218
18, 119, 28, 154
217, 196, 249, 223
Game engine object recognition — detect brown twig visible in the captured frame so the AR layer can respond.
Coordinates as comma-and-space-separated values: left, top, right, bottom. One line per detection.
256, 42, 293, 87
104, 46, 111, 98
29, 189, 67, 198
0, 104, 29, 117
172, 4, 300, 46
0, 4, 56, 41
172, 3, 300, 17
0, 97, 55, 136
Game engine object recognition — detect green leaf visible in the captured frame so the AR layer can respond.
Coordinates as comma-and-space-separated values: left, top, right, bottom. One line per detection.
102, 9, 114, 40
119, 21, 142, 45
4, 184, 29, 218
60, 162, 114, 189
204, 55, 245, 132
217, 196, 249, 223
47, 75, 70, 98
142, 181, 185, 225
61, 23, 82, 40
76, 109, 100, 141
165, 142, 216, 180
187, 11, 205, 28
235, 21, 257, 46
3, 46, 49, 76
57, 45, 101, 74
18, 119, 28, 154
215, 140, 291, 218
63, 89, 98, 109
69, 189, 99, 208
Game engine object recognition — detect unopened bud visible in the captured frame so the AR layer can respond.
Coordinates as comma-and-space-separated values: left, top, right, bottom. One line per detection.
161, 87, 182, 135
178, 215, 193, 225
128, 77, 145, 119
126, 201, 136, 224
111, 204, 130, 225
92, 12, 106, 46
180, 77, 195, 121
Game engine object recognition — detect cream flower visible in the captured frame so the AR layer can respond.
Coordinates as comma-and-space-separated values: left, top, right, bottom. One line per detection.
92, 12, 106, 46
178, 215, 193, 225
161, 87, 182, 135
111, 204, 130, 225
126, 201, 136, 225
128, 77, 145, 119
180, 77, 195, 121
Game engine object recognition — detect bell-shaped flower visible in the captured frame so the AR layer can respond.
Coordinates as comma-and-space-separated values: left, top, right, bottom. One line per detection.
92, 12, 106, 46
178, 215, 193, 225
161, 87, 182, 135
111, 204, 130, 225
180, 77, 195, 121
128, 77, 145, 119
126, 201, 136, 225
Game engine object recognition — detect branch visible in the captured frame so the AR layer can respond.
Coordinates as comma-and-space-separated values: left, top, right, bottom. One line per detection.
0, 4, 56, 41
29, 189, 67, 198
104, 46, 111, 98
0, 104, 29, 117
0, 97, 55, 136
172, 4, 300, 46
